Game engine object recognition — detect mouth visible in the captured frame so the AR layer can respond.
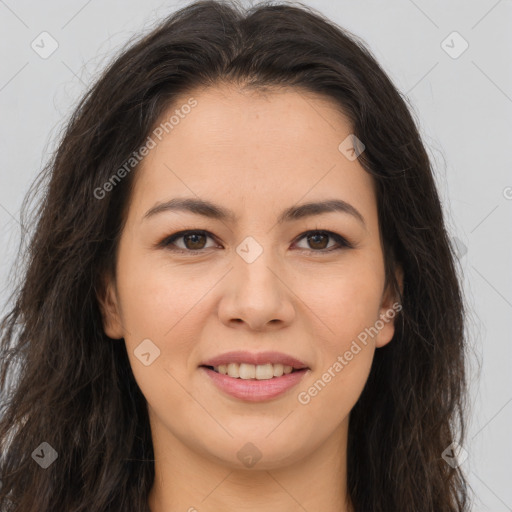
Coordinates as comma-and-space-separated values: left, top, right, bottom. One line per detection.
199, 364, 309, 402
200, 362, 307, 380
198, 351, 310, 402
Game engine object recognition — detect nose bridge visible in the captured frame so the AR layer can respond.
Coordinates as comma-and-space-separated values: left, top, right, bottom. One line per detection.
234, 233, 282, 299
219, 233, 294, 330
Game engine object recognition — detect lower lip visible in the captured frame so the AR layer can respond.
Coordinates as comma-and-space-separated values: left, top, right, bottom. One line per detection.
200, 366, 309, 402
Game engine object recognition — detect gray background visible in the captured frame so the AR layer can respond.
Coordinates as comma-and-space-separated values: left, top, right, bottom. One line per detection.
1, 0, 511, 510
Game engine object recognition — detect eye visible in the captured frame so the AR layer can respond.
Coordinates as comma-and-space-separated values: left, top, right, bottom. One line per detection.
159, 229, 353, 255
160, 230, 218, 253
293, 230, 352, 253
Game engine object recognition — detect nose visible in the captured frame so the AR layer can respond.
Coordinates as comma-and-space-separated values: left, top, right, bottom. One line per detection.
217, 250, 296, 332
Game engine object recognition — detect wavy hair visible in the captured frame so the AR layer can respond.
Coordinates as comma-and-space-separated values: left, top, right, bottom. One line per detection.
0, 1, 470, 510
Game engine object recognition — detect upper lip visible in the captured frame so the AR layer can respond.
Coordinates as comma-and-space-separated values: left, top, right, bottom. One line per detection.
200, 351, 309, 369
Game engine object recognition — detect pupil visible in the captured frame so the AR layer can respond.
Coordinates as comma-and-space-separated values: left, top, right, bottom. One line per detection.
186, 233, 205, 250
309, 233, 327, 250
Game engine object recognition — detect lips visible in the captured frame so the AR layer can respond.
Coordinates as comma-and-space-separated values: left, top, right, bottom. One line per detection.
199, 351, 310, 401
200, 350, 309, 370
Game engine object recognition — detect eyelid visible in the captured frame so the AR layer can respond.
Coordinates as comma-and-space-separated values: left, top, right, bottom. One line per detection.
159, 229, 354, 254
158, 229, 219, 252
294, 230, 353, 252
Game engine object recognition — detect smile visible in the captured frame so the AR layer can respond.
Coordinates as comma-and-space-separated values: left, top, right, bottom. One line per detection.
207, 362, 298, 380
200, 365, 309, 402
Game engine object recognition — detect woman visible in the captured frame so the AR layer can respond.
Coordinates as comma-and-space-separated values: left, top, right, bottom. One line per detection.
0, 1, 470, 510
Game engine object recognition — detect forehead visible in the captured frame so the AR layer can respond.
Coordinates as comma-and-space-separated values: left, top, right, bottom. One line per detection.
161, 83, 352, 151
128, 84, 377, 227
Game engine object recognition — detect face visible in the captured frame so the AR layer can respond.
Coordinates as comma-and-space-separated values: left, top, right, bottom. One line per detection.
99, 84, 402, 470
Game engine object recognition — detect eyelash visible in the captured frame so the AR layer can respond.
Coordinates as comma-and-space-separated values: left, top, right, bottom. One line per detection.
159, 229, 353, 255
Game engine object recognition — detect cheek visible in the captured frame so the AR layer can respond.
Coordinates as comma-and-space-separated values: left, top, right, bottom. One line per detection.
294, 254, 383, 405
296, 277, 379, 423
297, 258, 384, 346
115, 239, 200, 336
117, 264, 198, 421
113, 245, 201, 391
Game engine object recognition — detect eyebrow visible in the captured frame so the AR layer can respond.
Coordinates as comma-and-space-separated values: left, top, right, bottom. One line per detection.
143, 197, 366, 227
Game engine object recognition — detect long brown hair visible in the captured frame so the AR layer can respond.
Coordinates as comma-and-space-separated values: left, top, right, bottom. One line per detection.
0, 1, 470, 510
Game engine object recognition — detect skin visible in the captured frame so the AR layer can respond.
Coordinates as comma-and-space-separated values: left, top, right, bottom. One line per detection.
99, 83, 403, 512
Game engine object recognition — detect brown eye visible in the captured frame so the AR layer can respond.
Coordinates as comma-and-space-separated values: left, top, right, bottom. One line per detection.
294, 230, 351, 253
306, 232, 329, 250
161, 230, 217, 252
182, 232, 207, 250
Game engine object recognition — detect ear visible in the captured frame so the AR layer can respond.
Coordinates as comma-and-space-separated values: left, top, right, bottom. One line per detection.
96, 272, 124, 339
375, 264, 404, 349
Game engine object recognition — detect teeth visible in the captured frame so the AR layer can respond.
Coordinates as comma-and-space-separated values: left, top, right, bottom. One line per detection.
239, 363, 256, 379
273, 363, 284, 377
255, 363, 272, 380
214, 362, 296, 380
227, 363, 239, 378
